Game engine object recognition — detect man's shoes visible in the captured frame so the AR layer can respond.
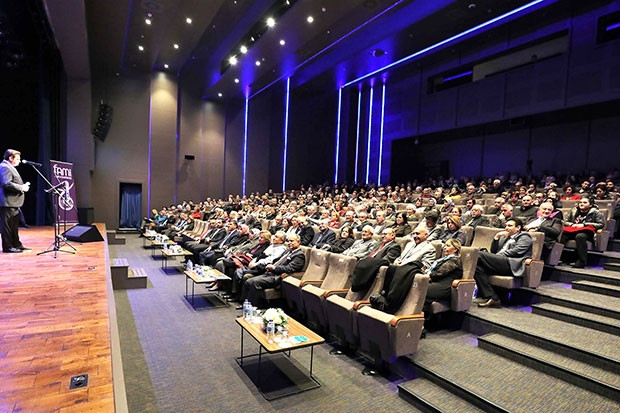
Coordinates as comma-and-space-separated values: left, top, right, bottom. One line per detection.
18, 246, 31, 251
472, 297, 487, 303
572, 260, 585, 268
4, 248, 23, 253
478, 298, 501, 308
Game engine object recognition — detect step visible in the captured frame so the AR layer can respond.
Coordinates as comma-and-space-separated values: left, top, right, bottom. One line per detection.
531, 303, 620, 337
398, 378, 485, 413
604, 262, 620, 272
534, 282, 620, 319
107, 231, 126, 245
478, 333, 620, 402
112, 267, 147, 290
464, 306, 620, 373
572, 280, 620, 298
129, 267, 148, 278
548, 265, 620, 287
112, 257, 129, 268
411, 331, 620, 412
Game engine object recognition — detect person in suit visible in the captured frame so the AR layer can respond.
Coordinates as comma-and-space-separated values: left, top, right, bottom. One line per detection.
366, 227, 402, 264
309, 219, 336, 249
0, 149, 30, 253
341, 225, 377, 259
474, 217, 533, 308
523, 202, 563, 261
244, 233, 306, 307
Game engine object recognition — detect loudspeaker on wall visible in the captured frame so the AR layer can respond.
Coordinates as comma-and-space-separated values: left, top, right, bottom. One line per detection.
92, 103, 113, 141
63, 225, 104, 242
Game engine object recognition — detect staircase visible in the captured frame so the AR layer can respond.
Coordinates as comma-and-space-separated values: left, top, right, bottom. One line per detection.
111, 257, 148, 289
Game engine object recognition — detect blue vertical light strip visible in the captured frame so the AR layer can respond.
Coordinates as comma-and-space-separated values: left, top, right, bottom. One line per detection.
354, 88, 361, 184
242, 93, 249, 197
282, 78, 291, 192
365, 85, 374, 185
377, 81, 386, 186
334, 87, 342, 185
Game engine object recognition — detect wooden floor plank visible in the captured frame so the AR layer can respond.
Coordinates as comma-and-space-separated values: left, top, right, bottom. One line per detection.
0, 225, 116, 412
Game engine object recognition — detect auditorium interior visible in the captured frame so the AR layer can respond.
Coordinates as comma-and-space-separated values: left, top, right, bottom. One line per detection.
1, 0, 620, 411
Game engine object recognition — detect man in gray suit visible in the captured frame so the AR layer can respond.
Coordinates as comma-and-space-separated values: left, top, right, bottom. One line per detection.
0, 149, 30, 253
474, 217, 533, 308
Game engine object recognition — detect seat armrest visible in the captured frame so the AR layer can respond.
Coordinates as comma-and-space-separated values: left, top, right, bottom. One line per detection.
390, 313, 424, 326
524, 259, 544, 288
353, 300, 371, 310
322, 289, 349, 298
451, 278, 475, 288
299, 279, 324, 287
281, 271, 304, 279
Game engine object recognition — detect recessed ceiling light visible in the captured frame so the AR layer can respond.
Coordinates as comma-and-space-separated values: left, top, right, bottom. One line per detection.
138, 45, 144, 51
145, 18, 152, 25
255, 60, 261, 66
186, 17, 192, 24
307, 16, 314, 23
164, 64, 169, 69
240, 45, 248, 54
229, 56, 238, 65
218, 93, 223, 97
279, 39, 286, 46
173, 44, 179, 49
234, 78, 239, 83
266, 17, 275, 27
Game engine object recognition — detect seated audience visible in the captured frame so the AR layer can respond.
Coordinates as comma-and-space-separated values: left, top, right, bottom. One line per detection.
342, 225, 378, 259
323, 225, 355, 253
561, 196, 605, 268
391, 212, 412, 237
309, 219, 336, 249
438, 215, 467, 245
523, 202, 563, 261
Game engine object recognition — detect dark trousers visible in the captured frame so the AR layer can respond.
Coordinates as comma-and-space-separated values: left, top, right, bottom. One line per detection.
561, 231, 592, 265
474, 251, 512, 301
244, 273, 280, 308
1, 207, 21, 251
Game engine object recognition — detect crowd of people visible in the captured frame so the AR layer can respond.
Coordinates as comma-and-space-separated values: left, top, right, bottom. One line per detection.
143, 170, 618, 315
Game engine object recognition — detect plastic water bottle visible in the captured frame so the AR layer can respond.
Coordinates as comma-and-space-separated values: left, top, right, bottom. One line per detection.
242, 299, 250, 319
266, 319, 275, 340
187, 260, 193, 272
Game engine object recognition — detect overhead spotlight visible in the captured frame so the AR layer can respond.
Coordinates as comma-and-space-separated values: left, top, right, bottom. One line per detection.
218, 93, 223, 97
186, 17, 192, 24
164, 64, 169, 69
307, 16, 314, 23
234, 78, 240, 83
145, 18, 152, 25
138, 45, 144, 51
240, 45, 248, 54
279, 39, 286, 46
250, 36, 255, 42
255, 60, 261, 66
173, 43, 179, 49
266, 17, 275, 27
229, 56, 238, 65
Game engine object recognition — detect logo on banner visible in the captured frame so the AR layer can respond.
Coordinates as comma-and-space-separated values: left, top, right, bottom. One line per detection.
51, 160, 78, 223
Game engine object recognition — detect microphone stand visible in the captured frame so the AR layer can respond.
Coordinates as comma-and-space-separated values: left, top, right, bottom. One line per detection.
25, 163, 76, 258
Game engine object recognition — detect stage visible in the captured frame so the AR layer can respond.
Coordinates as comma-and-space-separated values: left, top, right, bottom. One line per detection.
0, 224, 123, 412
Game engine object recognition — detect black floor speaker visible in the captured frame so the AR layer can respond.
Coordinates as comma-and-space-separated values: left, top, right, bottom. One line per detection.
63, 225, 104, 242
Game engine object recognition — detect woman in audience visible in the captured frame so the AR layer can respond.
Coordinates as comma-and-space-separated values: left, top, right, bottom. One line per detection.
438, 215, 467, 245
323, 225, 355, 253
327, 210, 341, 229
561, 185, 581, 202
390, 212, 412, 237
561, 196, 606, 268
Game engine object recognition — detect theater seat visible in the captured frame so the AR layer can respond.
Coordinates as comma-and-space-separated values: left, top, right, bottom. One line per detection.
264, 246, 312, 305
325, 266, 387, 348
356, 273, 430, 364
299, 253, 358, 328
426, 246, 479, 315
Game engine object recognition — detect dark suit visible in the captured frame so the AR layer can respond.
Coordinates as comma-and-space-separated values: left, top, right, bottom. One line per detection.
474, 231, 533, 301
297, 225, 315, 246
368, 240, 401, 264
310, 228, 336, 248
245, 247, 306, 306
0, 159, 27, 251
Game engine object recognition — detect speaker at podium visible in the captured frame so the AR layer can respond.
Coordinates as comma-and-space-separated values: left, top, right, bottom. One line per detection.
63, 225, 104, 242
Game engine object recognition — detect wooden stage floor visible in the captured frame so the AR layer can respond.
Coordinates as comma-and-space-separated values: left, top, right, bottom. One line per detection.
0, 225, 118, 412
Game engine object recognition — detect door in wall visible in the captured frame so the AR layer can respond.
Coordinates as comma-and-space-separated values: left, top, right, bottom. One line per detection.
119, 182, 142, 229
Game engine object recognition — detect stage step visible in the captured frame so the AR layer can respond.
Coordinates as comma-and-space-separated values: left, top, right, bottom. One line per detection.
478, 333, 620, 402
531, 303, 620, 336
111, 258, 147, 289
398, 378, 484, 413
572, 280, 620, 298
107, 231, 126, 245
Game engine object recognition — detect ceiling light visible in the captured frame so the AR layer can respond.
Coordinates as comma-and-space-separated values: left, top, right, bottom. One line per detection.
145, 18, 152, 25
234, 78, 239, 83
218, 93, 223, 97
164, 64, 169, 69
307, 16, 314, 23
138, 45, 144, 51
173, 44, 179, 49
279, 39, 286, 46
229, 56, 238, 65
266, 17, 275, 27
240, 45, 248, 54
255, 60, 261, 66
186, 17, 192, 24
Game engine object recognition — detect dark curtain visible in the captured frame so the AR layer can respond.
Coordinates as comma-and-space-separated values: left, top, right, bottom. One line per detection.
120, 184, 141, 228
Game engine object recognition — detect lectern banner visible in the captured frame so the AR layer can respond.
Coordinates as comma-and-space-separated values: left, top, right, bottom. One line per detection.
50, 160, 78, 224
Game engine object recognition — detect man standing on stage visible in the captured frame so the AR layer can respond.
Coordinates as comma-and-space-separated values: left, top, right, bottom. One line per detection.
0, 149, 30, 253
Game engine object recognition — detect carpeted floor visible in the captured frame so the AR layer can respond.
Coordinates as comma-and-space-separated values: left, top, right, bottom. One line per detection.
111, 236, 419, 412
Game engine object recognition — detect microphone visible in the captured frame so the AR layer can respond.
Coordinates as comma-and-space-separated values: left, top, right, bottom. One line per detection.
22, 160, 42, 167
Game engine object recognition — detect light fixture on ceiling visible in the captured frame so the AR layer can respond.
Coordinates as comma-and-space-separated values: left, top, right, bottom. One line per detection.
229, 56, 238, 65
307, 16, 314, 23
266, 17, 275, 27
138, 45, 144, 51
186, 17, 192, 24
173, 43, 179, 49
234, 78, 239, 83
240, 45, 248, 54
370, 49, 387, 57
279, 39, 286, 46
164, 64, 169, 69
255, 60, 261, 66
145, 18, 152, 25
218, 93, 223, 97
